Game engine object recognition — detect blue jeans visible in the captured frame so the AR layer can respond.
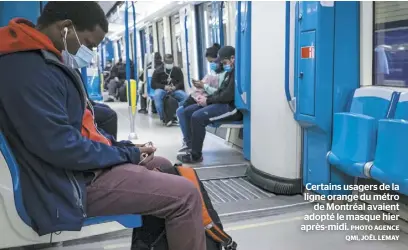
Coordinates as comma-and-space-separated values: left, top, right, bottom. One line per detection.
184, 104, 240, 156
153, 89, 188, 120
176, 106, 188, 142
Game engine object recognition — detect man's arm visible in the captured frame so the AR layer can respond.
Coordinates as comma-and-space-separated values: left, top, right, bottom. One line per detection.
173, 67, 185, 90
206, 73, 235, 105
2, 64, 140, 171
151, 69, 165, 89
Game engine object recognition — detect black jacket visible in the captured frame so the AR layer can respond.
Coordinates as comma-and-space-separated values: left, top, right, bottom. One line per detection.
151, 65, 185, 91
207, 68, 236, 106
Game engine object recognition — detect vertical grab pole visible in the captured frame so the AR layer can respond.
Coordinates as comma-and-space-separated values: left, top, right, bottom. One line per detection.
132, 2, 138, 89
125, 1, 138, 140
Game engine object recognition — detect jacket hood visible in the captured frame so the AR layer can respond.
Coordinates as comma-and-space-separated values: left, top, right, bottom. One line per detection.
0, 18, 61, 58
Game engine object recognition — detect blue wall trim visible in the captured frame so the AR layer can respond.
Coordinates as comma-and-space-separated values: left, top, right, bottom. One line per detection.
132, 1, 138, 89
235, 1, 251, 160
284, 2, 291, 103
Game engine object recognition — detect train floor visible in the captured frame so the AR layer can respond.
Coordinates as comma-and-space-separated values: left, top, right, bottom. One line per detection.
37, 102, 408, 249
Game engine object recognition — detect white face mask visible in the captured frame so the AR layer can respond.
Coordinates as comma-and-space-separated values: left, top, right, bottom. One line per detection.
61, 26, 95, 69
164, 63, 173, 70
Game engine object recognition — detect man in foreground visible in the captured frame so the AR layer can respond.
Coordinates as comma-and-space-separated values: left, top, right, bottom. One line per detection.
0, 2, 205, 250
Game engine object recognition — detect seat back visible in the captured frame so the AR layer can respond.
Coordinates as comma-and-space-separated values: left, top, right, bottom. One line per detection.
394, 92, 408, 119
370, 119, 408, 195
0, 132, 142, 230
0, 132, 32, 226
350, 87, 394, 119
147, 68, 155, 98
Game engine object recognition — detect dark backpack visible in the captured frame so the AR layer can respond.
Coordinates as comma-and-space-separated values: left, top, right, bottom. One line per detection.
162, 93, 178, 123
131, 164, 237, 250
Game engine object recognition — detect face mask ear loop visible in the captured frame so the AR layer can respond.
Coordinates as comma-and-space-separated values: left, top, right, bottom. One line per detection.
63, 28, 68, 51
71, 25, 82, 47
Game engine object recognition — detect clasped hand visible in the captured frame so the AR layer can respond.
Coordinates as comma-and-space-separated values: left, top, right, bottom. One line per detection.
196, 96, 207, 106
165, 85, 175, 92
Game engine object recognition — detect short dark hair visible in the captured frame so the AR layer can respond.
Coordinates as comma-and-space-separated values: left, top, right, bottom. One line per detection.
205, 43, 221, 58
164, 54, 174, 64
38, 1, 109, 33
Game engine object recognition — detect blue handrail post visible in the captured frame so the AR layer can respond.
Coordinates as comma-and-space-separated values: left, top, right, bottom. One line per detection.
132, 2, 138, 89
125, 0, 138, 140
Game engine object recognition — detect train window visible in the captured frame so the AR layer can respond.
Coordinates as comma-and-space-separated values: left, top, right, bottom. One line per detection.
148, 25, 154, 53
171, 14, 183, 68
222, 2, 228, 46
206, 3, 220, 46
373, 1, 408, 87
157, 20, 165, 58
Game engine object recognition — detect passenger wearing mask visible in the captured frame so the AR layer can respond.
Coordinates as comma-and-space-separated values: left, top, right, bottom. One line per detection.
177, 46, 242, 163
105, 58, 134, 102
138, 52, 162, 114
176, 43, 226, 153
151, 54, 188, 124
0, 2, 206, 250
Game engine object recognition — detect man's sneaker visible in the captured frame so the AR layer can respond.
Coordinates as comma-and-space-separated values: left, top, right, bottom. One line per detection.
177, 153, 203, 164
177, 142, 190, 155
166, 120, 173, 127
138, 109, 148, 114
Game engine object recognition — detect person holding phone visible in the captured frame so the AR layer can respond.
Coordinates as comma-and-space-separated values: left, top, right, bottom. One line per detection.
176, 44, 226, 154
151, 54, 187, 125
177, 46, 243, 163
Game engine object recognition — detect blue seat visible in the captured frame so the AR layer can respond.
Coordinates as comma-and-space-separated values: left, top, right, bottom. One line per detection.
147, 75, 155, 99
0, 132, 142, 229
394, 92, 408, 119
369, 119, 408, 195
327, 87, 395, 177
368, 92, 408, 195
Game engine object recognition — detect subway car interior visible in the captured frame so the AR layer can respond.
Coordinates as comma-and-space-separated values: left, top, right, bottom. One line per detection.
1, 1, 408, 249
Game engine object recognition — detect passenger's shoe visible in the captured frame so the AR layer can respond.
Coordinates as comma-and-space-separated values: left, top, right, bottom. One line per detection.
177, 153, 203, 164
172, 119, 179, 126
166, 120, 173, 127
138, 109, 148, 114
177, 142, 190, 155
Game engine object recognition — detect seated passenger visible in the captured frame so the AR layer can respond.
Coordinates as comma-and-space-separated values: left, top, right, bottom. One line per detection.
177, 46, 243, 163
0, 3, 206, 250
77, 69, 118, 139
177, 43, 226, 153
151, 54, 188, 124
105, 59, 135, 102
139, 52, 162, 114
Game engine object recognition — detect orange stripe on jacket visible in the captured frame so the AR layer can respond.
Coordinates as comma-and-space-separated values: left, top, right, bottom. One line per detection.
81, 109, 112, 146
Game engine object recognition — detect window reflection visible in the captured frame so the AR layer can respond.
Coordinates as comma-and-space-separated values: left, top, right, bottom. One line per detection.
373, 1, 408, 87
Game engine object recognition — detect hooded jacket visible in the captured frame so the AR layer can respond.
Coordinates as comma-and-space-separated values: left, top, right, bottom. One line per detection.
0, 19, 141, 235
